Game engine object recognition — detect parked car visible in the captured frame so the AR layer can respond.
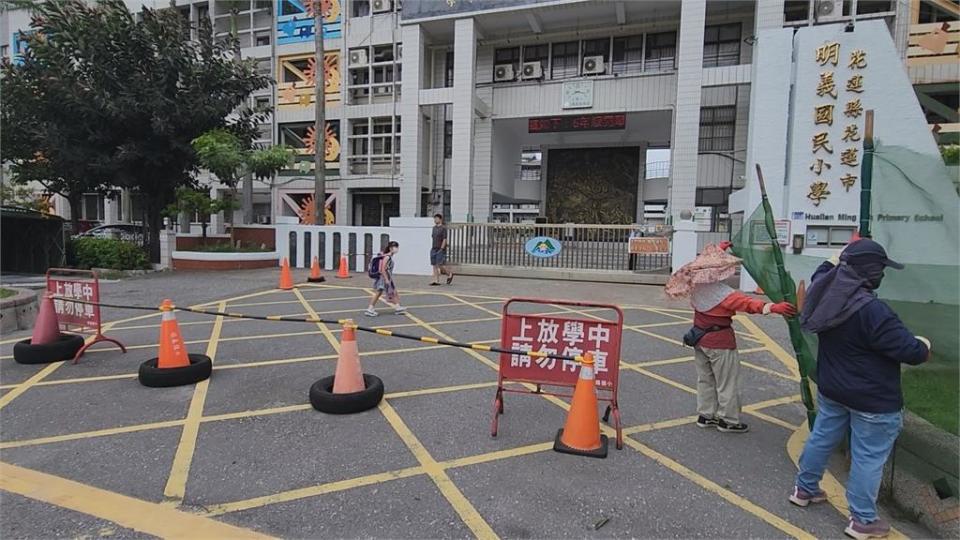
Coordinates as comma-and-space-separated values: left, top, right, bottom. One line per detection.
75, 223, 145, 245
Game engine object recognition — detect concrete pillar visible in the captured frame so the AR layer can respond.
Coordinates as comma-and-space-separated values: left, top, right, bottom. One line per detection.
209, 187, 224, 235
104, 195, 118, 225
671, 213, 698, 272
451, 18, 477, 222
399, 24, 424, 218
753, 0, 784, 32
668, 0, 706, 224
120, 189, 133, 223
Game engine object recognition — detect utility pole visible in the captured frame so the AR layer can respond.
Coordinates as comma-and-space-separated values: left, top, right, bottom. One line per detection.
313, 0, 325, 225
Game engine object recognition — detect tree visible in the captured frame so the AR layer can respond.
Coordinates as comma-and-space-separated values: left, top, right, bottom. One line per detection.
1, 0, 271, 262
0, 182, 53, 213
163, 187, 236, 239
191, 128, 293, 228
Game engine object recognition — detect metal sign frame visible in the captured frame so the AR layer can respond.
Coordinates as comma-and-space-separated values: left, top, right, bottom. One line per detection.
493, 297, 624, 449
46, 268, 126, 363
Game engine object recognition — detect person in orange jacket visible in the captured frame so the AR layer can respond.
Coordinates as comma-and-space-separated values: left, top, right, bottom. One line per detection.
666, 241, 796, 433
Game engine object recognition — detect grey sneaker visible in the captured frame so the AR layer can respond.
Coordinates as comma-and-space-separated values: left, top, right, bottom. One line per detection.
394, 305, 407, 314
716, 419, 749, 433
364, 308, 378, 317
789, 486, 828, 507
844, 517, 890, 540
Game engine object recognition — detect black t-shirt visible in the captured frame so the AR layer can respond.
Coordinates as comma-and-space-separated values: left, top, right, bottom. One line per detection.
432, 225, 447, 250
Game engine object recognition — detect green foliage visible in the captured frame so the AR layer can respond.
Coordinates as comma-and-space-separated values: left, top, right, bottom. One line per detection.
0, 183, 52, 213
164, 187, 238, 237
0, 288, 17, 300
2, 0, 271, 261
940, 144, 959, 166
70, 237, 149, 270
192, 129, 293, 185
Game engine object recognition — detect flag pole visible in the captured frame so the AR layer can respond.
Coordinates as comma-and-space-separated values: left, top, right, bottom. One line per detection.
858, 110, 875, 238
755, 164, 817, 428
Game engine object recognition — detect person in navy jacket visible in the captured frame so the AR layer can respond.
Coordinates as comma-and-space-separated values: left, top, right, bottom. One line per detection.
788, 239, 930, 540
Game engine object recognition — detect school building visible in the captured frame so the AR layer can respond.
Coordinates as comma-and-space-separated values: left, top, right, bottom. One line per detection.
2, 0, 957, 249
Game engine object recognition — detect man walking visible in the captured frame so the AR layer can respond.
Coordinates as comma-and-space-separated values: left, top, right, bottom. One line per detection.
430, 213, 454, 286
789, 239, 930, 540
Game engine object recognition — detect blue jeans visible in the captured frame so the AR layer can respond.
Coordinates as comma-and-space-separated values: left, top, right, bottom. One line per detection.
796, 393, 902, 523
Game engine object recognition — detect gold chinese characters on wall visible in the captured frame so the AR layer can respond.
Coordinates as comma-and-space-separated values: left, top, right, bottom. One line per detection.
807, 42, 867, 205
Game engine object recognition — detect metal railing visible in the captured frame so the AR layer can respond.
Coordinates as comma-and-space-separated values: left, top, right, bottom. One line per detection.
447, 223, 670, 273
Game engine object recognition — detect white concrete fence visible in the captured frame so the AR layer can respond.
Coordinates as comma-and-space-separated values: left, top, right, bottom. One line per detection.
274, 217, 435, 276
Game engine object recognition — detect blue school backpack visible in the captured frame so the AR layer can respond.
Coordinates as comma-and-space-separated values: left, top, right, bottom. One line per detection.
368, 253, 385, 279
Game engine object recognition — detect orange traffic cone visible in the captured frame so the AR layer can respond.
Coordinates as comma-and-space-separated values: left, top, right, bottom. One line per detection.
156, 299, 190, 369
333, 321, 365, 393
307, 256, 326, 283
335, 255, 350, 279
554, 352, 608, 458
279, 257, 294, 290
31, 293, 61, 345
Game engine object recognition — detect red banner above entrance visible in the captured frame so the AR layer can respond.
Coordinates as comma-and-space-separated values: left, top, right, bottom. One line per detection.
528, 113, 626, 133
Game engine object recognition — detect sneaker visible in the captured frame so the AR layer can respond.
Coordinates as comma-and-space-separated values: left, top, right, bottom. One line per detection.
364, 308, 378, 317
716, 419, 749, 433
394, 305, 407, 314
789, 486, 828, 507
429, 282, 440, 286
446, 273, 454, 285
696, 415, 719, 428
844, 517, 890, 540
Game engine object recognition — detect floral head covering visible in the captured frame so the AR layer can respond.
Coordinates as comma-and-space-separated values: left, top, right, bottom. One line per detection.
664, 244, 741, 299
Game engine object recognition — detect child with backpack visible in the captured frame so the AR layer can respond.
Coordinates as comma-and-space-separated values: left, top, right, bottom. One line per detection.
365, 241, 406, 317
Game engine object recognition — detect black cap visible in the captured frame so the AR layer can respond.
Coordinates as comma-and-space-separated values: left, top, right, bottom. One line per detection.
843, 239, 904, 270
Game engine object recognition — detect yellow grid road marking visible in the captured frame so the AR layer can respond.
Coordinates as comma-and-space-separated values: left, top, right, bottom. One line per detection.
735, 315, 801, 379
292, 288, 341, 353
0, 362, 64, 410
162, 301, 225, 505
0, 461, 272, 539
378, 400, 498, 540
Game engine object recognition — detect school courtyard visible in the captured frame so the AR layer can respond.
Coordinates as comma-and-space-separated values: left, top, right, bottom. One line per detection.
0, 271, 928, 539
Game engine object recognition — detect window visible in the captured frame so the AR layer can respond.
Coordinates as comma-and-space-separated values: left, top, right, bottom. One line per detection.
352, 0, 370, 17
82, 194, 105, 222
494, 46, 521, 79
254, 95, 270, 110
612, 35, 644, 74
645, 148, 671, 179
856, 1, 893, 15
703, 23, 741, 67
443, 121, 453, 159
373, 44, 395, 63
519, 149, 541, 181
444, 51, 454, 87
347, 117, 400, 174
699, 106, 736, 152
806, 225, 856, 247
281, 57, 310, 84
783, 0, 809, 22
348, 45, 401, 104
551, 41, 579, 79
644, 32, 676, 72
695, 188, 732, 233
919, 1, 957, 23
582, 38, 610, 63
254, 31, 270, 46
523, 44, 549, 65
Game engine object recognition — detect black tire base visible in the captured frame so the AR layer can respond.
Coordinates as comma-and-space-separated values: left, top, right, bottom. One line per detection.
553, 429, 609, 458
310, 373, 384, 414
13, 334, 85, 365
138, 354, 212, 388
307, 276, 326, 283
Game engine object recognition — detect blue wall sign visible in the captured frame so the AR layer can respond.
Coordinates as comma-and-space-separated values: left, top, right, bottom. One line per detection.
525, 236, 562, 258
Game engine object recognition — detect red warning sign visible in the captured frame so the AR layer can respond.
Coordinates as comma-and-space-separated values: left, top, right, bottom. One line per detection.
47, 268, 126, 363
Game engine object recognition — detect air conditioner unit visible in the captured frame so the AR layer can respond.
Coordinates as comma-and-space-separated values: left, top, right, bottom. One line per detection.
373, 86, 393, 95
582, 55, 605, 75
349, 49, 368, 66
520, 61, 543, 80
493, 63, 515, 82
372, 0, 392, 13
814, 0, 840, 20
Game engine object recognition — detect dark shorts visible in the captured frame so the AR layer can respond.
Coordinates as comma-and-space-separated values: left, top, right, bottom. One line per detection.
430, 248, 446, 266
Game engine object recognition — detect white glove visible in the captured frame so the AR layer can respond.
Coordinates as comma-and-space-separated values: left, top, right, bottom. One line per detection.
916, 336, 931, 351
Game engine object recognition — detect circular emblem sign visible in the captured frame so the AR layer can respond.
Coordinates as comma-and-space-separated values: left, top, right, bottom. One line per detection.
525, 236, 562, 258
